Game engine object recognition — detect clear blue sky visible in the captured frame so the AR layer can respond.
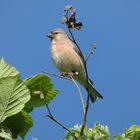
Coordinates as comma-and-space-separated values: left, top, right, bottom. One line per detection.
0, 1, 140, 139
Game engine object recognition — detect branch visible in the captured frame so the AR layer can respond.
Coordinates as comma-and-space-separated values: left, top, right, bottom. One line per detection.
69, 75, 85, 114
42, 71, 85, 113
37, 84, 77, 140
42, 71, 90, 138
63, 6, 96, 64
64, 6, 82, 51
42, 71, 70, 81
68, 27, 80, 49
63, 6, 91, 138
42, 99, 77, 140
42, 71, 89, 138
85, 43, 95, 62
80, 94, 90, 138
46, 105, 77, 140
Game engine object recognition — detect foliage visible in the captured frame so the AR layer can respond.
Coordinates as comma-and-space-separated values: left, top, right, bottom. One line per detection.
0, 58, 31, 123
63, 122, 140, 140
63, 122, 110, 140
0, 58, 59, 139
24, 73, 59, 112
112, 125, 140, 140
0, 126, 12, 140
1, 111, 32, 139
63, 123, 140, 140
0, 59, 140, 140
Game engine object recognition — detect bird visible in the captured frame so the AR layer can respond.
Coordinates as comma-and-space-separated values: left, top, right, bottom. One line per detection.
47, 28, 103, 103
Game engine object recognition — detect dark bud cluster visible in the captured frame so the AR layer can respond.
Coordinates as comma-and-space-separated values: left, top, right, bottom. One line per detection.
61, 5, 83, 30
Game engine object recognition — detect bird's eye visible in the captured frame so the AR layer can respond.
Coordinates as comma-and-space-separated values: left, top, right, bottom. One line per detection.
54, 32, 58, 35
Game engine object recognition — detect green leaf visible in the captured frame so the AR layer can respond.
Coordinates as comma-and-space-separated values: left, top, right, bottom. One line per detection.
24, 74, 59, 111
63, 124, 89, 140
0, 126, 13, 140
63, 122, 110, 140
124, 125, 140, 140
63, 133, 74, 140
0, 58, 19, 78
88, 122, 110, 140
112, 125, 140, 140
2, 111, 33, 139
0, 76, 31, 123
112, 134, 126, 140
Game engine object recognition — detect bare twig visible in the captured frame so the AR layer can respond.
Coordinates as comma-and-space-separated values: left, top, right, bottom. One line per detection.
64, 8, 82, 52
42, 71, 85, 113
43, 100, 77, 140
80, 95, 90, 138
42, 70, 89, 138
68, 27, 80, 49
85, 44, 95, 62
42, 71, 70, 80
34, 85, 77, 139
69, 75, 85, 114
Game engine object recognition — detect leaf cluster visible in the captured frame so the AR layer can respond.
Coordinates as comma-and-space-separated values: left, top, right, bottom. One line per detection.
0, 58, 59, 139
63, 122, 140, 140
0, 59, 140, 140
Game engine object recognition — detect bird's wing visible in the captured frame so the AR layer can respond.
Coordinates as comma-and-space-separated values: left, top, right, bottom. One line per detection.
67, 37, 85, 64
65, 37, 89, 85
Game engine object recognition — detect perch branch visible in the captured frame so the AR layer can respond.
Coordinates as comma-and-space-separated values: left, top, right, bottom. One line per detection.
42, 70, 90, 138
42, 71, 85, 113
42, 71, 70, 80
69, 75, 85, 114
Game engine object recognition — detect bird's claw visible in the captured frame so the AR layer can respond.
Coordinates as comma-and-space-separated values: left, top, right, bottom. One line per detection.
60, 71, 78, 79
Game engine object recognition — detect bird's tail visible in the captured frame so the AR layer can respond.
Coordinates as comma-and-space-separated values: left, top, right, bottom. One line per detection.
85, 79, 103, 103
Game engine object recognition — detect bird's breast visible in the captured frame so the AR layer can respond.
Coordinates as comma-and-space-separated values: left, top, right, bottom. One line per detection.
50, 41, 86, 81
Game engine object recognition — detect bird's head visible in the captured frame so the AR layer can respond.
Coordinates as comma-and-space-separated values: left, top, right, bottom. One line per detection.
47, 28, 68, 41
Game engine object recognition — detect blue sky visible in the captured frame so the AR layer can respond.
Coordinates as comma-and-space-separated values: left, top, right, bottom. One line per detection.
0, 0, 140, 139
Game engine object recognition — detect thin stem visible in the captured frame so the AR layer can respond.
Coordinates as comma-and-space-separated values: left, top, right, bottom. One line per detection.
85, 45, 94, 62
65, 10, 81, 50
42, 71, 85, 114
45, 7, 92, 139
68, 28, 80, 49
42, 71, 70, 81
65, 10, 91, 138
43, 100, 77, 140
43, 70, 90, 138
70, 76, 85, 114
80, 95, 90, 138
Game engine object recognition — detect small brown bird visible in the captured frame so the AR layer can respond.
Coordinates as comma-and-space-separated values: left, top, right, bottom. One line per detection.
47, 28, 103, 102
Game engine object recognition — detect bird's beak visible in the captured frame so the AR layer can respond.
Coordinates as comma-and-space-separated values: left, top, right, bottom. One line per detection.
46, 32, 53, 39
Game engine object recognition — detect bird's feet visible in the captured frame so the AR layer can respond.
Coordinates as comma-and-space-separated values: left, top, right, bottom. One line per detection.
60, 71, 78, 79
